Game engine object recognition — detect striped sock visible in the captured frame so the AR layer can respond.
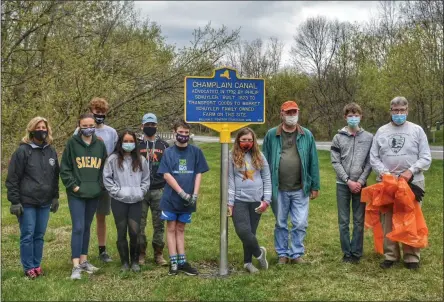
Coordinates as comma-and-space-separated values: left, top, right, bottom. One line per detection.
178, 254, 186, 265
169, 255, 177, 264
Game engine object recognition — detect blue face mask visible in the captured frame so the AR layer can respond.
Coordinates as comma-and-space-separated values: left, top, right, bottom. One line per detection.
122, 143, 136, 152
347, 116, 360, 128
392, 114, 407, 125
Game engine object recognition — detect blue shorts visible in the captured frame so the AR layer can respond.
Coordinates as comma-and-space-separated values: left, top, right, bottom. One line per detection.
161, 211, 192, 224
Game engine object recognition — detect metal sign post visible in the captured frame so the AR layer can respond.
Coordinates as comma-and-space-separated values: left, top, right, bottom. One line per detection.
184, 67, 265, 276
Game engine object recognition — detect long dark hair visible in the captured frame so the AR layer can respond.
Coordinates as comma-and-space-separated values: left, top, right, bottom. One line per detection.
114, 130, 143, 172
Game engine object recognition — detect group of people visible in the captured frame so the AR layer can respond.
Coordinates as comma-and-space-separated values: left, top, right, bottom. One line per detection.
5, 95, 432, 281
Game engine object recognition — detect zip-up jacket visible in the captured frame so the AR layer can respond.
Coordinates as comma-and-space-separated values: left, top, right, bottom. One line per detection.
6, 142, 60, 206
228, 151, 272, 206
103, 153, 150, 203
60, 134, 107, 199
330, 127, 373, 185
262, 124, 320, 202
138, 136, 169, 190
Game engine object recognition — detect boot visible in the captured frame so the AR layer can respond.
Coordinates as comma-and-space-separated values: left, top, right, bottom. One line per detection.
138, 242, 147, 265
117, 241, 130, 272
130, 243, 141, 272
153, 244, 168, 266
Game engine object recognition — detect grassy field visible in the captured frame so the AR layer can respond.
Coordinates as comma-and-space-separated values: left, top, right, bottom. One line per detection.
1, 144, 443, 301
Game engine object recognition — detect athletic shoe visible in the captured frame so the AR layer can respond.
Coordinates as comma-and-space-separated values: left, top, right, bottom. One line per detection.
168, 263, 178, 276
34, 267, 44, 276
342, 255, 352, 263
80, 261, 99, 274
70, 265, 82, 280
278, 257, 288, 265
120, 263, 130, 272
380, 260, 395, 269
257, 247, 269, 270
131, 263, 141, 272
178, 262, 198, 276
244, 263, 259, 273
24, 269, 37, 279
405, 262, 420, 270
99, 251, 112, 263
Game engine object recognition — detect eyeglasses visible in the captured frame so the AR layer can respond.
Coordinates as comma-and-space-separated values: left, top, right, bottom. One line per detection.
390, 108, 408, 114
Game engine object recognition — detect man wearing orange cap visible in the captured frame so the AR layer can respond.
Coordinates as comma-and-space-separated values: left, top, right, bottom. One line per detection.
262, 100, 320, 265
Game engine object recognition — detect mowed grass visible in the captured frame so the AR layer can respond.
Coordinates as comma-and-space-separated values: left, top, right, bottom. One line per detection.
1, 144, 443, 301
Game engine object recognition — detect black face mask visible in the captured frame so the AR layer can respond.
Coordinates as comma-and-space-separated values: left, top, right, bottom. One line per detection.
31, 130, 48, 142
143, 126, 157, 137
93, 114, 106, 124
176, 133, 190, 144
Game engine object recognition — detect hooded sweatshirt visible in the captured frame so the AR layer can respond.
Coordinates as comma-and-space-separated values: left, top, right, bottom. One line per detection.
60, 134, 107, 199
6, 142, 59, 206
102, 153, 150, 203
330, 127, 373, 185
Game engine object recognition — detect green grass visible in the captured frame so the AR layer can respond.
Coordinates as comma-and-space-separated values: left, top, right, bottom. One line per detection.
1, 144, 443, 301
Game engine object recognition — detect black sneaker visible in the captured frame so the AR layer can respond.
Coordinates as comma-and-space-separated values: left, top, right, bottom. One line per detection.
99, 251, 112, 263
405, 262, 420, 270
178, 262, 198, 276
350, 256, 360, 264
380, 260, 395, 269
168, 263, 178, 276
342, 255, 352, 263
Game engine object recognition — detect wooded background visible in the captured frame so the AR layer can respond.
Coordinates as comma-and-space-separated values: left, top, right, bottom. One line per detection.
2, 1, 443, 163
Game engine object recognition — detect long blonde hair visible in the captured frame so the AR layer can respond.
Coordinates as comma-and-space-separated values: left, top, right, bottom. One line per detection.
231, 127, 263, 170
21, 116, 53, 145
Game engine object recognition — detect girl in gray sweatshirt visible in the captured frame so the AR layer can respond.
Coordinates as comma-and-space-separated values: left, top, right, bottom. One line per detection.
103, 130, 150, 272
228, 127, 272, 273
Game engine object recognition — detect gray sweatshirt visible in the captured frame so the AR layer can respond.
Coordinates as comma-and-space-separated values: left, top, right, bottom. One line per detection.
228, 151, 272, 206
103, 153, 150, 203
370, 121, 432, 183
330, 127, 373, 185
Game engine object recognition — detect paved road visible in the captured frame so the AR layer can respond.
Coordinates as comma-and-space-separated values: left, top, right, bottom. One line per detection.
192, 135, 443, 160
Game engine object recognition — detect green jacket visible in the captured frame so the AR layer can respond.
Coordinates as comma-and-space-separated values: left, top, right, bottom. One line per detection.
262, 124, 320, 202
60, 133, 107, 199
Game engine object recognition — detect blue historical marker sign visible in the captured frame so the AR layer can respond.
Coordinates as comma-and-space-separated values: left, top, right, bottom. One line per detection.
184, 67, 265, 123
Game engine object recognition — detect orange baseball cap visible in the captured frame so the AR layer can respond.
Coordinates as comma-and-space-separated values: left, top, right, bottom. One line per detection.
281, 101, 299, 111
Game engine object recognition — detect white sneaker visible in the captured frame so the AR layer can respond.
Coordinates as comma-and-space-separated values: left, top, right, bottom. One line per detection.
70, 265, 82, 280
257, 247, 269, 270
244, 263, 259, 273
80, 261, 99, 274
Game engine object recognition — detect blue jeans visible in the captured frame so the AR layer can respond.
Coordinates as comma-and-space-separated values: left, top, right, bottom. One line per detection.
336, 184, 365, 258
68, 195, 99, 259
19, 205, 51, 272
274, 190, 309, 259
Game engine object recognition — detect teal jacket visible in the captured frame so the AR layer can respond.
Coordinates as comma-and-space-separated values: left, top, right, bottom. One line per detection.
262, 124, 320, 202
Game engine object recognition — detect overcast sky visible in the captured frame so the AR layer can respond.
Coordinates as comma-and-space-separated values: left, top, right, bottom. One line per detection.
134, 1, 381, 65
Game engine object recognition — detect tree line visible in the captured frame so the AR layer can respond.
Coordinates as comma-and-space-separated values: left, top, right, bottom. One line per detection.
2, 0, 443, 165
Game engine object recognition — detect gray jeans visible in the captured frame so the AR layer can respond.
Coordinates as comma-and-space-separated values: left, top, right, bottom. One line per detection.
232, 201, 262, 264
336, 184, 365, 258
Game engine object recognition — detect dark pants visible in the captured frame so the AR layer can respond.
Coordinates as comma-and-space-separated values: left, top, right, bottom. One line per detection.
19, 205, 51, 271
111, 198, 142, 264
139, 189, 165, 253
232, 201, 262, 264
68, 195, 99, 259
336, 184, 365, 258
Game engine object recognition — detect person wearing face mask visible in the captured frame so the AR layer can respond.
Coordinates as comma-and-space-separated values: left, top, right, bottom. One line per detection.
137, 113, 170, 266
370, 96, 432, 270
227, 127, 272, 273
262, 100, 320, 265
73, 97, 118, 263
60, 113, 108, 279
158, 119, 209, 276
6, 117, 60, 279
330, 103, 373, 264
103, 130, 150, 272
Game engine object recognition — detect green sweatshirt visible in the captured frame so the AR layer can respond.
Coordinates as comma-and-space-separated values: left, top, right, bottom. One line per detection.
60, 133, 108, 199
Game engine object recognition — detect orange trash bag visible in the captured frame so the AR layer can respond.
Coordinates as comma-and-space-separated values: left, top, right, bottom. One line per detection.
361, 175, 428, 254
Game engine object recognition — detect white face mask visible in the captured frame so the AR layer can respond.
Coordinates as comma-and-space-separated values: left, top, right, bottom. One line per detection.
284, 115, 298, 126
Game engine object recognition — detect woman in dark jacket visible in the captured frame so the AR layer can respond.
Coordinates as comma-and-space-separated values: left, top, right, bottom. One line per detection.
6, 116, 60, 279
60, 113, 107, 280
